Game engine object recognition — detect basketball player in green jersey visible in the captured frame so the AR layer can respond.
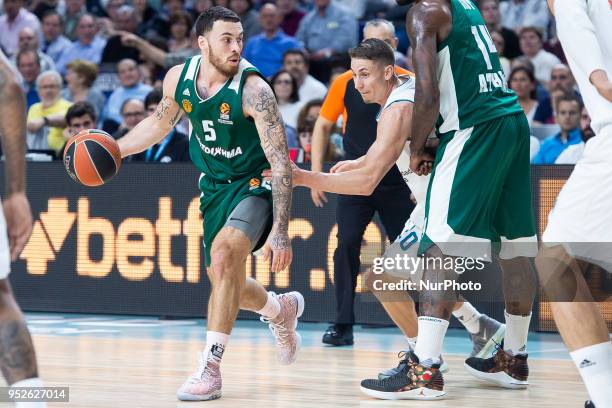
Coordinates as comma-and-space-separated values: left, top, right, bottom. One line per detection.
118, 7, 303, 401
0, 50, 45, 407
360, 0, 538, 399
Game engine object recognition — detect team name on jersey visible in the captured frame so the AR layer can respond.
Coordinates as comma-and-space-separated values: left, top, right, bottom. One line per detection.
193, 135, 244, 159
478, 70, 510, 94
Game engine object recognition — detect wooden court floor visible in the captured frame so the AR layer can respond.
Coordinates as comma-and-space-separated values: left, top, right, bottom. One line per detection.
10, 326, 589, 408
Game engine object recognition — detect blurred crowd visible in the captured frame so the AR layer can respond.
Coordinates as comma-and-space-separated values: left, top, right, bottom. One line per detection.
0, 0, 592, 164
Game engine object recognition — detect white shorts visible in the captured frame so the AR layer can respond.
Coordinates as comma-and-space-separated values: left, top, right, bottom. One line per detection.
0, 207, 10, 279
542, 126, 612, 271
380, 217, 424, 283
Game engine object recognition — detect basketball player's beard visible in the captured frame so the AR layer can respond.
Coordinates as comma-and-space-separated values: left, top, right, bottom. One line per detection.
208, 48, 240, 77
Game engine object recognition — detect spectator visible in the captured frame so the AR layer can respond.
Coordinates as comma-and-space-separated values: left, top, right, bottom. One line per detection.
534, 64, 579, 125
112, 98, 145, 139
16, 49, 42, 109
295, 99, 338, 162
363, 19, 407, 69
277, 0, 304, 36
508, 67, 538, 125
168, 11, 194, 53
555, 106, 596, 164
519, 26, 561, 87
100, 5, 142, 64
499, 0, 549, 36
292, 116, 314, 163
62, 0, 85, 41
132, 0, 164, 41
271, 69, 302, 145
11, 27, 56, 72
229, 0, 261, 42
0, 0, 41, 57
243, 3, 302, 78
282, 49, 327, 103
490, 30, 510, 77
61, 59, 106, 117
41, 10, 72, 62
26, 70, 72, 154
532, 94, 582, 164
296, 0, 358, 83
120, 29, 198, 70
64, 101, 97, 138
101, 58, 152, 133
56, 14, 107, 75
128, 89, 190, 162
478, 0, 521, 59
30, 0, 60, 20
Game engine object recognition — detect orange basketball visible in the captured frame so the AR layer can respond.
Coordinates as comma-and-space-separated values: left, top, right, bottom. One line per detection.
63, 129, 121, 187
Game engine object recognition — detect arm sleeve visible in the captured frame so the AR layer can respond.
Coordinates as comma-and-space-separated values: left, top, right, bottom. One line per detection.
555, 0, 606, 80
319, 72, 348, 123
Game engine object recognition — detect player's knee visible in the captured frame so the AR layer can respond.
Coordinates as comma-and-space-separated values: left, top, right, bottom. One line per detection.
210, 243, 238, 276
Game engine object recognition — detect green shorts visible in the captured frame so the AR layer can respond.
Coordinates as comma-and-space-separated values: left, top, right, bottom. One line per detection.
419, 112, 537, 261
199, 171, 272, 267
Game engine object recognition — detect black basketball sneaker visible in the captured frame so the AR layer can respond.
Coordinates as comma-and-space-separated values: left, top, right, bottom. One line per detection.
464, 341, 529, 389
360, 350, 445, 400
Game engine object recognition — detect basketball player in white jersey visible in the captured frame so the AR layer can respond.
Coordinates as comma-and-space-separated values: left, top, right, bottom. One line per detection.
0, 50, 45, 407
265, 38, 504, 399
536, 2, 612, 407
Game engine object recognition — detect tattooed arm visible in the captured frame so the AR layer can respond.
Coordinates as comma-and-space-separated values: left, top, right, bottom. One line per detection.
118, 64, 184, 158
0, 51, 33, 261
243, 74, 293, 273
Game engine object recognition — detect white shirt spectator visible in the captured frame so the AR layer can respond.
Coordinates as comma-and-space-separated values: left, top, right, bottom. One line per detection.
530, 49, 562, 86
299, 74, 327, 103
499, 0, 550, 35
0, 8, 41, 56
279, 100, 305, 129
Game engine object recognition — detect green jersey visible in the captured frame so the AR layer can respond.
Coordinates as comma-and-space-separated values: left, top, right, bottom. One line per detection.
436, 0, 522, 133
174, 56, 269, 182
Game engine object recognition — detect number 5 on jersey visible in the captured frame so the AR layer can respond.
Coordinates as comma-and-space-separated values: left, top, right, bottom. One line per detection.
202, 120, 216, 141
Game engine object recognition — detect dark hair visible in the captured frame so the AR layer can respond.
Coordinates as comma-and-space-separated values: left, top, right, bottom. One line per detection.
15, 49, 40, 67
348, 38, 395, 67
169, 10, 194, 33
194, 6, 240, 37
270, 69, 299, 103
508, 66, 537, 100
283, 49, 309, 66
144, 89, 163, 107
65, 101, 97, 125
297, 98, 323, 134
555, 93, 583, 112
42, 9, 64, 25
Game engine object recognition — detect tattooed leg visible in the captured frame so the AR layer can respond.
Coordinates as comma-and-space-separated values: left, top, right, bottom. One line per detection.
0, 280, 38, 385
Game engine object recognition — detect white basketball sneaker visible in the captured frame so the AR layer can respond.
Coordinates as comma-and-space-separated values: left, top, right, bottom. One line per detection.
176, 352, 222, 401
261, 291, 305, 365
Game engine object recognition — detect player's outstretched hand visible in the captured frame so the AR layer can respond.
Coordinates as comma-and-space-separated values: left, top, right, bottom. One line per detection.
410, 149, 435, 176
329, 159, 359, 173
262, 161, 304, 186
2, 192, 33, 261
262, 228, 293, 272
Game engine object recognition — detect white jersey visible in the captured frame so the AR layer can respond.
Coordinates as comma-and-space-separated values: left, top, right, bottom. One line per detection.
554, 0, 612, 134
377, 75, 430, 228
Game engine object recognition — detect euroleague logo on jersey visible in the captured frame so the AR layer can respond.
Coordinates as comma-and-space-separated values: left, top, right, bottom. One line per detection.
218, 102, 233, 124
182, 99, 192, 113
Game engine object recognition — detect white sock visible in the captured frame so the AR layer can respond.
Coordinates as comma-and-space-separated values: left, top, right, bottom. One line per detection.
406, 336, 417, 351
504, 310, 531, 355
12, 378, 46, 408
413, 317, 449, 367
255, 292, 281, 319
452, 302, 482, 334
570, 341, 612, 408
203, 331, 229, 364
